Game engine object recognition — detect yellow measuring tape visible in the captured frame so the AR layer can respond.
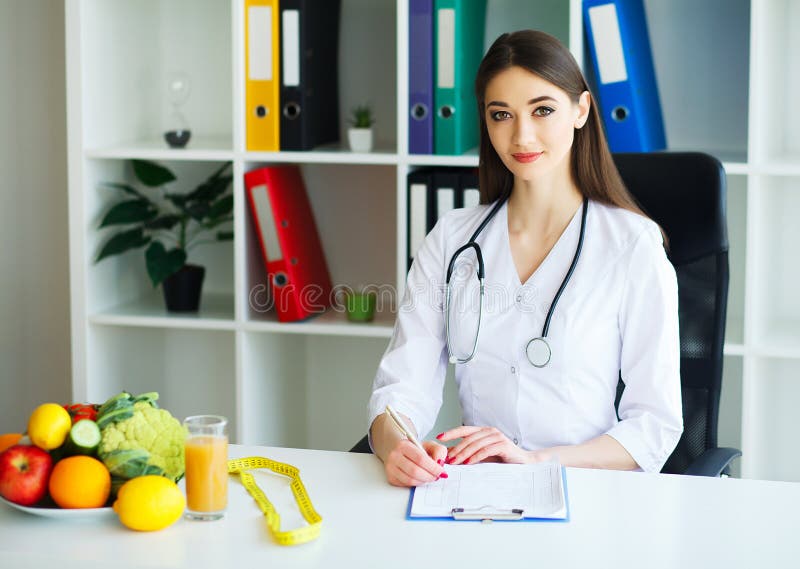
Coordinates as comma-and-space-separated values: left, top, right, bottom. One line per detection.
227, 456, 322, 546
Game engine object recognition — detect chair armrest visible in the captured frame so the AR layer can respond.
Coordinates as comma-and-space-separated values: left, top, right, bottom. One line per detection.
683, 447, 741, 477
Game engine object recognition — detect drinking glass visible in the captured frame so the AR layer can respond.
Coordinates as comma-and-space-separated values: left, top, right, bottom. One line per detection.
183, 415, 228, 521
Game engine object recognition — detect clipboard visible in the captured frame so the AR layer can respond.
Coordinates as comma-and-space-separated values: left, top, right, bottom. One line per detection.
405, 462, 570, 523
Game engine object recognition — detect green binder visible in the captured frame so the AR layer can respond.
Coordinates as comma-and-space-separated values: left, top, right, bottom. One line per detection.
433, 0, 486, 155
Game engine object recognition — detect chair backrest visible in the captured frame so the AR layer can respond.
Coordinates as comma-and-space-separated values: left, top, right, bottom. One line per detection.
612, 152, 729, 474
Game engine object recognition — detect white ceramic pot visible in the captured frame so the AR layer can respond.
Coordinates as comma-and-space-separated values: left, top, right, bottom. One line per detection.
348, 128, 373, 152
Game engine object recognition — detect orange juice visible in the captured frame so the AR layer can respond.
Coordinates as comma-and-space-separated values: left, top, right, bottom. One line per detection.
185, 435, 228, 513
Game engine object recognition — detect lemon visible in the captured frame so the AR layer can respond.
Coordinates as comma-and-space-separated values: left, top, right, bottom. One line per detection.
27, 403, 72, 450
113, 475, 186, 531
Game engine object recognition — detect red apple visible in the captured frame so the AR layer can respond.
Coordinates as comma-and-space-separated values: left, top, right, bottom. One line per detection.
0, 444, 54, 506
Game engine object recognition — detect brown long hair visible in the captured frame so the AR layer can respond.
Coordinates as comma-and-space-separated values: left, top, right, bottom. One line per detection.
474, 30, 645, 218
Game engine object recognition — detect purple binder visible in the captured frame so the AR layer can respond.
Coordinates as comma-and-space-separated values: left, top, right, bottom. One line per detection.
409, 0, 434, 154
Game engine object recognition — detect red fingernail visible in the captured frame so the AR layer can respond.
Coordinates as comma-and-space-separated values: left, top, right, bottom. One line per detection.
440, 472, 449, 479
445, 457, 453, 464
437, 459, 444, 465
436, 432, 445, 440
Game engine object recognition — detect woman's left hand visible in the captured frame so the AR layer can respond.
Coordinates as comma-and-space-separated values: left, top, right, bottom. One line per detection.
436, 426, 533, 465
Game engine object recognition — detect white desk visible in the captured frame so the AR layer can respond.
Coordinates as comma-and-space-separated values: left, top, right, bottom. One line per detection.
0, 444, 796, 568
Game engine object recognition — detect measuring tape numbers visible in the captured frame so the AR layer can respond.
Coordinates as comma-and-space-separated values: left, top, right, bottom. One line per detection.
228, 456, 322, 546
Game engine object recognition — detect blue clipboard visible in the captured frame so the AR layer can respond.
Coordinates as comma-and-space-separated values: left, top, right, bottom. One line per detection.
405, 465, 571, 523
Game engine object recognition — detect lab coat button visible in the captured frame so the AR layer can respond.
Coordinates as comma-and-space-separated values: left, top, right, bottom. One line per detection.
511, 366, 516, 374
516, 294, 522, 303
513, 438, 519, 445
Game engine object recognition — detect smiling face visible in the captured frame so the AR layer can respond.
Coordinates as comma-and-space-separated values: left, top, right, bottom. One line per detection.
483, 65, 590, 185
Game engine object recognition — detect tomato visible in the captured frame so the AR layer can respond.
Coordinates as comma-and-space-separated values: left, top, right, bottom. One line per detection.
63, 403, 99, 424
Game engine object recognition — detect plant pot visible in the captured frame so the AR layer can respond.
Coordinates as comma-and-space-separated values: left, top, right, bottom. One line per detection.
162, 264, 206, 312
345, 292, 377, 322
348, 128, 373, 152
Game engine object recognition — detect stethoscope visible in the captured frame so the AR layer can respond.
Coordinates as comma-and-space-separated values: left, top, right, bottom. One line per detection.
445, 195, 588, 368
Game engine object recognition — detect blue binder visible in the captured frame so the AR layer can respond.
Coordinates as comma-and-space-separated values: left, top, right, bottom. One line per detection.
409, 0, 434, 154
583, 0, 666, 152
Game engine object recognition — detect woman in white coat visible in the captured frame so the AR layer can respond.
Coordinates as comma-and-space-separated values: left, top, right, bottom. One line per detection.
368, 30, 683, 487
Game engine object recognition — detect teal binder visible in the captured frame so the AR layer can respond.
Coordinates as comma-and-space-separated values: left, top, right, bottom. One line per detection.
433, 0, 486, 155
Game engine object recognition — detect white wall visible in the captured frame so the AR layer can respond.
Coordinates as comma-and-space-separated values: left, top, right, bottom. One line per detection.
0, 0, 71, 432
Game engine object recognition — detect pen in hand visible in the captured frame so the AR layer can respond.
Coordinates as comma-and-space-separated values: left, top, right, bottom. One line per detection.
384, 405, 426, 453
384, 405, 449, 481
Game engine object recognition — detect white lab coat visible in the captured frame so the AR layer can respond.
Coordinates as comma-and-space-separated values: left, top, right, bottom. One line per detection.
368, 199, 683, 473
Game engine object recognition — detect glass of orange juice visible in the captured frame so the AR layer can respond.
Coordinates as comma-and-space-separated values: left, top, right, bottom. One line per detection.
183, 415, 228, 521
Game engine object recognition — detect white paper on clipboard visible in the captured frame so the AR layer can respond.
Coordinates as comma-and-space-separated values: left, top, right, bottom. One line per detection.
409, 461, 567, 520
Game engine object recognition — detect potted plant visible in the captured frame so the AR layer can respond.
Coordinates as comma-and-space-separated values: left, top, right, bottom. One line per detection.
347, 104, 375, 152
95, 160, 234, 312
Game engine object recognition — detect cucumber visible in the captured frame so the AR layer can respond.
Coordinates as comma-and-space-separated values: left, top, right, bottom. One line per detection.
64, 419, 102, 456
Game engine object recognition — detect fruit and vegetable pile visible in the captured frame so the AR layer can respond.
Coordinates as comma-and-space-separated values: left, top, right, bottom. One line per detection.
0, 391, 187, 531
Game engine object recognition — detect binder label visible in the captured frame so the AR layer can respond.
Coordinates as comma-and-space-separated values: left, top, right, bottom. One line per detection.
282, 10, 300, 87
437, 188, 455, 219
251, 184, 283, 262
588, 4, 628, 84
248, 6, 273, 81
409, 183, 429, 258
437, 9, 455, 88
463, 188, 480, 208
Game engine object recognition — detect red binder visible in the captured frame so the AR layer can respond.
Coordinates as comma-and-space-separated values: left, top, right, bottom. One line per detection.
245, 165, 333, 322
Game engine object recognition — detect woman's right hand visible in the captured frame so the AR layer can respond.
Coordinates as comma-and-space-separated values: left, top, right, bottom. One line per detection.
383, 439, 448, 487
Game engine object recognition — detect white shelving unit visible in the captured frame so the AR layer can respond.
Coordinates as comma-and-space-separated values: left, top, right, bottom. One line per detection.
66, 0, 800, 480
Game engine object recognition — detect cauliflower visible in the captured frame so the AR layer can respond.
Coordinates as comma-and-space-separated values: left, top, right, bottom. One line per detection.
96, 392, 186, 482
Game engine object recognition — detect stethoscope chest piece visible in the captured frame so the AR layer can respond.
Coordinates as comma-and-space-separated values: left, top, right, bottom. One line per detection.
526, 337, 551, 368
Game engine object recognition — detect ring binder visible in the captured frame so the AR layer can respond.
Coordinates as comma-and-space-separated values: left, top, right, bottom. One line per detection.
451, 507, 525, 521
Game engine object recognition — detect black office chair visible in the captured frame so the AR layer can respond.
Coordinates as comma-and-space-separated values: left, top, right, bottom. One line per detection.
352, 152, 741, 477
613, 152, 740, 476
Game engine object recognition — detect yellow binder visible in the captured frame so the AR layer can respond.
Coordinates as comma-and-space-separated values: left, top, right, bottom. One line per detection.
245, 0, 280, 151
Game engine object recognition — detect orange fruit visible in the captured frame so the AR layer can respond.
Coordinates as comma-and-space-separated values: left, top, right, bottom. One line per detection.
0, 433, 22, 453
48, 455, 111, 509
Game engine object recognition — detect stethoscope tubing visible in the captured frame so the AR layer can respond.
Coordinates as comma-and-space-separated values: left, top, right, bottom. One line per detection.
445, 195, 588, 365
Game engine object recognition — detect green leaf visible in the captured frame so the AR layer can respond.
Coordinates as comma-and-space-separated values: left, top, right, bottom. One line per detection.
208, 162, 231, 181
95, 228, 151, 262
205, 216, 233, 229
145, 241, 187, 287
185, 202, 210, 221
101, 182, 144, 199
217, 230, 234, 241
145, 214, 182, 230
207, 194, 233, 220
165, 193, 189, 209
99, 199, 158, 227
187, 175, 232, 203
132, 159, 176, 187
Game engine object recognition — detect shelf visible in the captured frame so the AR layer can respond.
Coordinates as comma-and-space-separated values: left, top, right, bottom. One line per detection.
65, 0, 800, 477
244, 308, 394, 339
752, 161, 800, 177
723, 343, 746, 357
754, 322, 800, 359
406, 151, 479, 167
89, 293, 236, 331
85, 137, 234, 161
243, 144, 399, 166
